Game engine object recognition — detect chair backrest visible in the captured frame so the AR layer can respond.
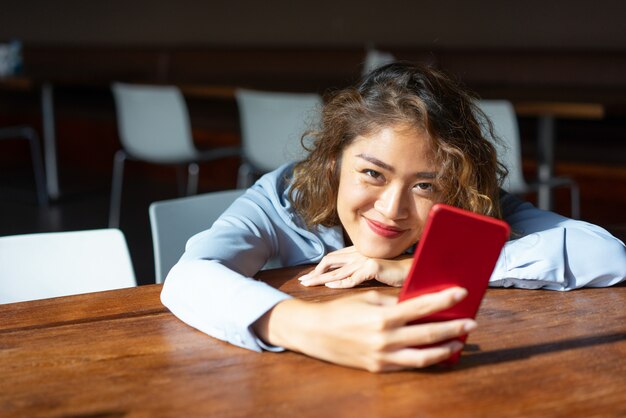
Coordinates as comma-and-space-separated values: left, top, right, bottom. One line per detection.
111, 82, 197, 162
477, 100, 528, 193
362, 48, 396, 76
0, 229, 136, 304
235, 89, 323, 173
149, 189, 245, 283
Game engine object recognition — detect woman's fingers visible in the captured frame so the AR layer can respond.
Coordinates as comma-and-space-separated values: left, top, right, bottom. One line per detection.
383, 319, 476, 351
324, 275, 366, 288
298, 259, 343, 284
392, 287, 468, 324
300, 247, 362, 280
300, 261, 360, 286
301, 250, 411, 289
314, 247, 359, 271
373, 341, 465, 372
324, 262, 380, 288
301, 251, 381, 287
284, 290, 478, 372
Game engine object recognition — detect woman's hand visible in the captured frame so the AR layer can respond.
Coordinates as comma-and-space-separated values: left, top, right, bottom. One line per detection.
253, 287, 476, 372
298, 246, 412, 288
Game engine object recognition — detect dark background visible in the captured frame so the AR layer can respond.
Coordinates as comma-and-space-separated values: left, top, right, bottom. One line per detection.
2, 0, 626, 49
1, 0, 625, 284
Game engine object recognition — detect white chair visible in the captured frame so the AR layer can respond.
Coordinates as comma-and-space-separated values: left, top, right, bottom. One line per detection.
149, 189, 244, 283
235, 89, 323, 188
0, 125, 48, 206
0, 229, 136, 304
109, 82, 240, 227
478, 100, 580, 218
362, 47, 396, 76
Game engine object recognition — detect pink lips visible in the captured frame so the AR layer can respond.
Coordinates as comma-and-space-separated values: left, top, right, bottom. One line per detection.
364, 218, 405, 238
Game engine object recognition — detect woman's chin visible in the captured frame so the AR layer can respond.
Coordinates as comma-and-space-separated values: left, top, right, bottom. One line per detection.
355, 244, 406, 260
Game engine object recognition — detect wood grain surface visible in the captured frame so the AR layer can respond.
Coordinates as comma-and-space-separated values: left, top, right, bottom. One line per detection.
1, 266, 624, 418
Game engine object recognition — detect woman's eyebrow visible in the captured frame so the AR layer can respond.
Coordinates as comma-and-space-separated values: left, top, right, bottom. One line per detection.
355, 153, 437, 178
356, 153, 393, 171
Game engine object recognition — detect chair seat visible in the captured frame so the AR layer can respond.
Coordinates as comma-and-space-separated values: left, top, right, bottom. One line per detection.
125, 145, 241, 165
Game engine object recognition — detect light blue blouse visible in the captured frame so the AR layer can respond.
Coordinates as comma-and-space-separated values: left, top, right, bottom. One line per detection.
161, 163, 626, 352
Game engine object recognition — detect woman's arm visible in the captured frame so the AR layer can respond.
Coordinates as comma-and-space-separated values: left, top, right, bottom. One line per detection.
161, 258, 291, 352
490, 198, 626, 290
300, 198, 626, 291
161, 181, 311, 352
253, 287, 476, 372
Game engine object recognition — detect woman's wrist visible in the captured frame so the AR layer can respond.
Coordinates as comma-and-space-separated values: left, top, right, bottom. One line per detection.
252, 298, 315, 352
377, 255, 414, 287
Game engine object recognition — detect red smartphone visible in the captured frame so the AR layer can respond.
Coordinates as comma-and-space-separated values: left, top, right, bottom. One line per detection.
398, 203, 510, 364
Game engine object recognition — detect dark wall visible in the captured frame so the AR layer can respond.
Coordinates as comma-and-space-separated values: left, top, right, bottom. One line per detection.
1, 0, 625, 49
2, 0, 625, 284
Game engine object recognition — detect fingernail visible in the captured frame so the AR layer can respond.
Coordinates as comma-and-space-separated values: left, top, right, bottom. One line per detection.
452, 288, 467, 301
298, 274, 309, 281
300, 280, 312, 287
463, 320, 477, 332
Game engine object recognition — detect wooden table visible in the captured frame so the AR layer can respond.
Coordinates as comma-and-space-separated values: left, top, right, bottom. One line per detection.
1, 267, 625, 418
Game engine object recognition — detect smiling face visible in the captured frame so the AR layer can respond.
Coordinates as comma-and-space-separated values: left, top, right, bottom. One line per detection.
336, 125, 440, 259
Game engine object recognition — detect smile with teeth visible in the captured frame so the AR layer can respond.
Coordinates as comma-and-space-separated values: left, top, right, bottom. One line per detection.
364, 217, 406, 238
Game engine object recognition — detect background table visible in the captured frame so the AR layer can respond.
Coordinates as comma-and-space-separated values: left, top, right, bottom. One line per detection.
0, 77, 59, 200
1, 266, 625, 417
513, 101, 605, 211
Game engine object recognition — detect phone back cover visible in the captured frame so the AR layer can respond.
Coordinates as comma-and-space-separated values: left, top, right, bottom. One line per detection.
398, 204, 510, 323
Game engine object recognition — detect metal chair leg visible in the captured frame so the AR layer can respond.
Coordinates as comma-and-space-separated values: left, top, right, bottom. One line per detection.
237, 162, 254, 189
23, 127, 48, 207
0, 125, 48, 207
108, 150, 127, 228
186, 163, 199, 195
175, 165, 187, 196
570, 182, 581, 220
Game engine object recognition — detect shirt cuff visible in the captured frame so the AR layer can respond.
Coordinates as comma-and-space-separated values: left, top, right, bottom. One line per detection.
489, 228, 567, 290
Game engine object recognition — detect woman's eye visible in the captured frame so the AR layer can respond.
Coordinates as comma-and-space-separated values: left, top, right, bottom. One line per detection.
414, 182, 433, 192
362, 169, 383, 180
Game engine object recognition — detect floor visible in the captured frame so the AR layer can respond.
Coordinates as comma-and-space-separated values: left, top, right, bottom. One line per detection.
1, 167, 191, 286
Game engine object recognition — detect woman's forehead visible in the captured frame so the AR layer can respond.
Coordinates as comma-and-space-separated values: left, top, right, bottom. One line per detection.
355, 121, 428, 140
344, 126, 435, 163
351, 124, 431, 147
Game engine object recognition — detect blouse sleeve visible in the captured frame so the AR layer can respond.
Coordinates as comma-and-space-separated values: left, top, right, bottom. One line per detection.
160, 188, 296, 352
490, 195, 626, 290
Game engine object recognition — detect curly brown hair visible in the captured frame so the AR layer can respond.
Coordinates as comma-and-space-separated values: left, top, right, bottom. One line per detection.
289, 62, 506, 228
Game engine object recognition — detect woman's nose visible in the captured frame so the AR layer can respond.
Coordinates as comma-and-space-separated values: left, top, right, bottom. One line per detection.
374, 186, 409, 220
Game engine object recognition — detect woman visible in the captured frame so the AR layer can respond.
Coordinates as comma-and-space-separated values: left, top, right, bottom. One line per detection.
161, 62, 626, 372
